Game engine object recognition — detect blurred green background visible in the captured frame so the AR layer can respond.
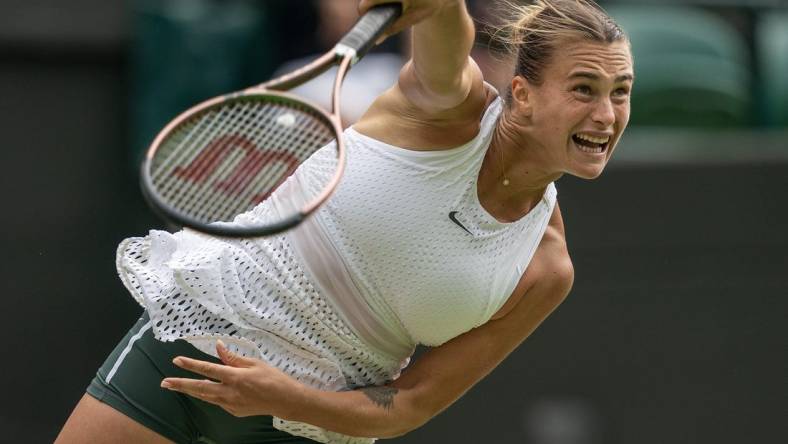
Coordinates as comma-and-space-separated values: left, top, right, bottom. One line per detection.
0, 0, 785, 443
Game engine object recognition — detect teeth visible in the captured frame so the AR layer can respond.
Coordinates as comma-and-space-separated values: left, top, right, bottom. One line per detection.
575, 133, 610, 144
576, 144, 604, 154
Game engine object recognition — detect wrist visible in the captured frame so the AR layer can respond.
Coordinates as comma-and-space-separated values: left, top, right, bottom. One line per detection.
438, 0, 466, 12
273, 382, 318, 421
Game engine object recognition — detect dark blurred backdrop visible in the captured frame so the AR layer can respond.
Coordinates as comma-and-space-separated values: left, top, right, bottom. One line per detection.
0, 0, 786, 443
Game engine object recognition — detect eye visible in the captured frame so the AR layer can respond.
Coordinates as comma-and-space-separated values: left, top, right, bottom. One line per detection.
612, 87, 630, 98
572, 85, 593, 95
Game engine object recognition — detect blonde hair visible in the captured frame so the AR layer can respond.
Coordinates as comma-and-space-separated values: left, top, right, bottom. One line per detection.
488, 0, 627, 88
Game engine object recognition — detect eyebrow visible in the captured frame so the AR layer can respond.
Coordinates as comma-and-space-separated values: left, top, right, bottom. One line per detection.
569, 71, 634, 82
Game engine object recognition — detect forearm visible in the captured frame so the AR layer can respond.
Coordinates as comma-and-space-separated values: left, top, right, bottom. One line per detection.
281, 381, 425, 439
277, 318, 523, 440
279, 270, 572, 440
410, 0, 475, 95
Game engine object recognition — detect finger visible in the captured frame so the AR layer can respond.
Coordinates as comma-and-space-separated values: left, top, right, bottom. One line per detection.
359, 0, 409, 16
172, 356, 234, 381
161, 377, 224, 403
358, 0, 373, 15
374, 17, 413, 45
215, 340, 257, 368
392, 7, 437, 35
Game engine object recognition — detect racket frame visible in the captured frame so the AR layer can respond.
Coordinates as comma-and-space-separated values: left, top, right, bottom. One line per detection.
140, 4, 400, 237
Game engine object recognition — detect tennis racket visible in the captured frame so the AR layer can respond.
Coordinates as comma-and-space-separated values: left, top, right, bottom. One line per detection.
140, 3, 402, 237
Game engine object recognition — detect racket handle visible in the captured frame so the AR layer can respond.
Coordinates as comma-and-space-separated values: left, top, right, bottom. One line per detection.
337, 3, 403, 62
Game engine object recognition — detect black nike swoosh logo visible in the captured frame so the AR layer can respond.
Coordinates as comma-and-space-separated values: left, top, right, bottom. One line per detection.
449, 211, 472, 235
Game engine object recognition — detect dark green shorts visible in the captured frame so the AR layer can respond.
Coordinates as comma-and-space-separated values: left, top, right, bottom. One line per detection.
87, 312, 318, 444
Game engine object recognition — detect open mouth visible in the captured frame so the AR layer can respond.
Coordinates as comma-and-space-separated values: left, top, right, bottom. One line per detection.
572, 133, 610, 154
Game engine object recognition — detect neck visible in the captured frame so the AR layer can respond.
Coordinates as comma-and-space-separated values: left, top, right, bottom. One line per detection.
479, 108, 563, 218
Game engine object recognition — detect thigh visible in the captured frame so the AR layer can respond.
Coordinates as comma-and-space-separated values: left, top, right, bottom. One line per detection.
55, 394, 174, 444
59, 312, 320, 444
60, 313, 198, 443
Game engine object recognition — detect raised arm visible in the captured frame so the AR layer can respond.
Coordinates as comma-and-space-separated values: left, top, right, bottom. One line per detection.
360, 0, 485, 114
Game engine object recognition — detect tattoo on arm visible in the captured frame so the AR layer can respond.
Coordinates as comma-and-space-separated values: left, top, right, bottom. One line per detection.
360, 386, 399, 410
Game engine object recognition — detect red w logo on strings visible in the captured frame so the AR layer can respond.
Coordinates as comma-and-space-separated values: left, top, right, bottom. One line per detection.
173, 135, 299, 204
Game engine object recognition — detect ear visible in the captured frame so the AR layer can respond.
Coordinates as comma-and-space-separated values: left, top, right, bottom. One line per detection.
510, 75, 534, 117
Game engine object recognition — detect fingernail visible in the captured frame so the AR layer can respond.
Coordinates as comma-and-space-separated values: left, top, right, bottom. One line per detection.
173, 357, 183, 366
216, 339, 226, 350
161, 380, 172, 389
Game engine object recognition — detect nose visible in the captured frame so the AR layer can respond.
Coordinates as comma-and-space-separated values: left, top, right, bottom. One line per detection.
592, 97, 616, 127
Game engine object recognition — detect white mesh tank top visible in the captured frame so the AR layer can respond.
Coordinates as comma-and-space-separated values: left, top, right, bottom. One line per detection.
115, 97, 556, 443
319, 98, 557, 348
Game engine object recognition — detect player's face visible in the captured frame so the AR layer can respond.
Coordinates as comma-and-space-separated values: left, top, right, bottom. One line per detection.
523, 39, 633, 179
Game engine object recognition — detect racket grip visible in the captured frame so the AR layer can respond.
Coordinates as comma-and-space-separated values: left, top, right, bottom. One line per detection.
337, 3, 402, 61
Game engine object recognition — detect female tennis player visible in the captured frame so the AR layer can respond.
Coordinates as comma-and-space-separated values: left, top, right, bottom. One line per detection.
57, 0, 633, 442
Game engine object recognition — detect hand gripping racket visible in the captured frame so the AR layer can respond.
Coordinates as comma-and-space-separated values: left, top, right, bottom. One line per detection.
140, 3, 402, 237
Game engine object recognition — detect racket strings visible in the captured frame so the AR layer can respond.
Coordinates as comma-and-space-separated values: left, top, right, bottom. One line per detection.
198, 106, 332, 222
167, 102, 271, 220
155, 101, 240, 177
196, 105, 298, 221
149, 98, 337, 224
158, 103, 251, 218
153, 101, 245, 197
156, 101, 281, 220
211, 114, 322, 219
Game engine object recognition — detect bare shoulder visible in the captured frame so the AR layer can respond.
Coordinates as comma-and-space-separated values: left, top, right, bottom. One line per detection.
488, 202, 573, 321
528, 202, 574, 295
353, 58, 493, 151
394, 55, 488, 116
